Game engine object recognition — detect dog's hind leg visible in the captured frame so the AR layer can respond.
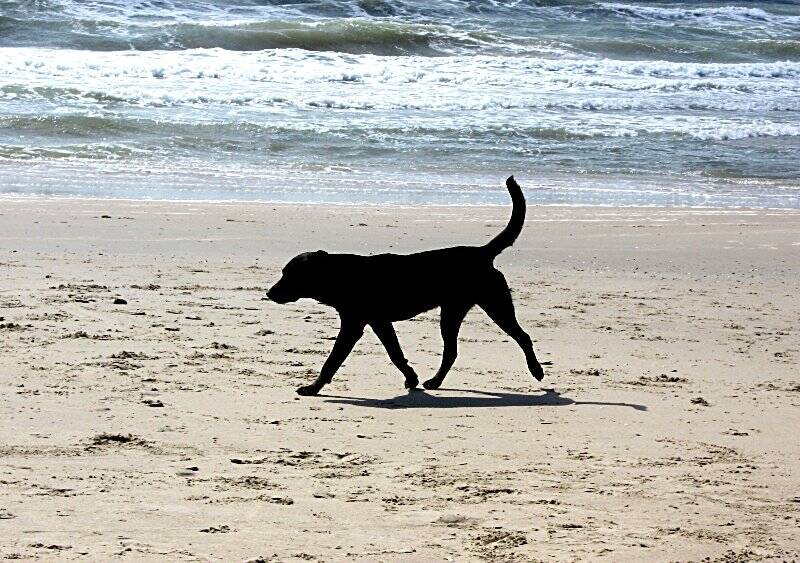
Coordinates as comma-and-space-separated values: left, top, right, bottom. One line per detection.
371, 322, 419, 389
297, 317, 365, 396
478, 272, 544, 381
423, 304, 472, 390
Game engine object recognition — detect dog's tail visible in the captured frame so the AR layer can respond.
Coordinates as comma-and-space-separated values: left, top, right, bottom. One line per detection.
482, 175, 526, 258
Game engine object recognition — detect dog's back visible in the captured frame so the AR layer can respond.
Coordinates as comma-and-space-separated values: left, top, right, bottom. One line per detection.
315, 176, 526, 321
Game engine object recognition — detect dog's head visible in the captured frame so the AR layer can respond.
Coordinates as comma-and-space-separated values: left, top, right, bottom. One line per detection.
267, 250, 328, 304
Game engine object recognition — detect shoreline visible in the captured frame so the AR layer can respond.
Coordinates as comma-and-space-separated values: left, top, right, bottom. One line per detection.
3, 161, 799, 209
3, 193, 800, 212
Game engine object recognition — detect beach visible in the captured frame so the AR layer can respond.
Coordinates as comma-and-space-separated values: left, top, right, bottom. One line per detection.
1, 199, 798, 561
2, 0, 800, 559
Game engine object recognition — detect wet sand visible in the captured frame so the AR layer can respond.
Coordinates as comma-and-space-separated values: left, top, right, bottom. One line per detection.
1, 199, 798, 561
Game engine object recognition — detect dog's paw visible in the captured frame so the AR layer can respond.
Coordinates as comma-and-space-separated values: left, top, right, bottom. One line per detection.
404, 377, 419, 389
530, 363, 545, 381
422, 378, 442, 390
296, 384, 321, 396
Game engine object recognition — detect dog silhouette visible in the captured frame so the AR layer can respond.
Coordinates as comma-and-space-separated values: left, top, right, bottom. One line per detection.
267, 176, 544, 396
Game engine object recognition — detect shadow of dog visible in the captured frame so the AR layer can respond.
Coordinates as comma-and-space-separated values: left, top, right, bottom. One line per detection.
321, 388, 647, 411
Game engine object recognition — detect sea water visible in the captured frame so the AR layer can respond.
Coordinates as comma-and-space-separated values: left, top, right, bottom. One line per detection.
0, 0, 798, 207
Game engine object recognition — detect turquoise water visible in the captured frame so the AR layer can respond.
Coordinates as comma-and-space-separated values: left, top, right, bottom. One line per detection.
1, 1, 798, 206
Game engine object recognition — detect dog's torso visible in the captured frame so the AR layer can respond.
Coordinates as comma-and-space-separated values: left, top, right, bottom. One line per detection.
313, 245, 498, 322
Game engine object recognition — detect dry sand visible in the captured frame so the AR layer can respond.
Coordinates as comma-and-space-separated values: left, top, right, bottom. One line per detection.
1, 199, 798, 562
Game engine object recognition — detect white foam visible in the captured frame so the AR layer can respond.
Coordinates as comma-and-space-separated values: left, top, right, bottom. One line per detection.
1, 46, 798, 146
4, 47, 799, 93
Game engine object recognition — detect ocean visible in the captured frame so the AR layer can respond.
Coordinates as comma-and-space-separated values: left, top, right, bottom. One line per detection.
1, 0, 799, 207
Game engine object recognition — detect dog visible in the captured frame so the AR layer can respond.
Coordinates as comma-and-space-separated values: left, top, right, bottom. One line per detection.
267, 176, 544, 396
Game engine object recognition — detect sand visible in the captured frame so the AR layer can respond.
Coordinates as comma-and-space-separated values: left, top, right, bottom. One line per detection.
1, 199, 798, 562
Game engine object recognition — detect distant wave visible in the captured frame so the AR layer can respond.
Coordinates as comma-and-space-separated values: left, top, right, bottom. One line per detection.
6, 0, 799, 28
2, 1, 799, 60
598, 3, 800, 26
0, 17, 502, 55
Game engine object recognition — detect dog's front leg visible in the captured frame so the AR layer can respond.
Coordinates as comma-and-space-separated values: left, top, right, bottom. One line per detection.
296, 317, 365, 396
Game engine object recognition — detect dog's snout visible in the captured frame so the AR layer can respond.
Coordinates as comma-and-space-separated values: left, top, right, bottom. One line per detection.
266, 280, 291, 304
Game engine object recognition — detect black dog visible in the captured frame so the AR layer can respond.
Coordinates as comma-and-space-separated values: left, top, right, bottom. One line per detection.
267, 176, 544, 396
